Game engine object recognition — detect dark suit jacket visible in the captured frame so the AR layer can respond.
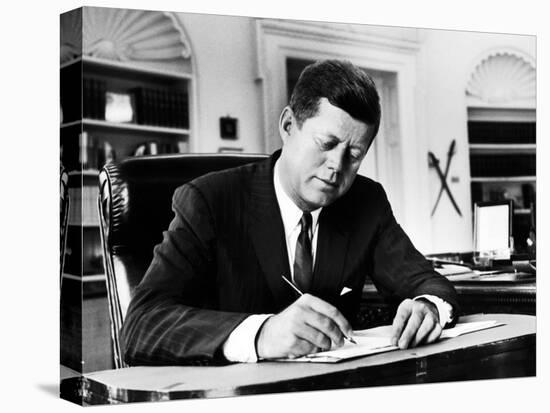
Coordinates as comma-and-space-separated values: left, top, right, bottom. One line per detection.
121, 151, 459, 366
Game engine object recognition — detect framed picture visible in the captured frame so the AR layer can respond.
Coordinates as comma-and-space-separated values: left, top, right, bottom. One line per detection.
473, 200, 513, 264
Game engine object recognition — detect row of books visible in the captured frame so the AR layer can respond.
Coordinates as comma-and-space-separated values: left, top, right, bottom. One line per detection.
81, 78, 190, 129
132, 87, 189, 129
470, 154, 536, 177
468, 121, 536, 144
68, 186, 100, 226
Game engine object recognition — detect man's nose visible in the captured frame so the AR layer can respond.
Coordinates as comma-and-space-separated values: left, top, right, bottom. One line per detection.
326, 146, 346, 173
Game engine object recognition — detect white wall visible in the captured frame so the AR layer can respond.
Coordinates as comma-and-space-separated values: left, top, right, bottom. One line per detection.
417, 30, 535, 252
176, 13, 266, 153
174, 13, 535, 253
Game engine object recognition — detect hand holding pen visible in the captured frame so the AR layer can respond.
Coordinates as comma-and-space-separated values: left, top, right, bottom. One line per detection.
254, 275, 357, 360
281, 275, 357, 345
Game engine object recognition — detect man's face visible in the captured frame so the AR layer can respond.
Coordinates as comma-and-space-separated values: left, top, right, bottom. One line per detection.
278, 98, 373, 211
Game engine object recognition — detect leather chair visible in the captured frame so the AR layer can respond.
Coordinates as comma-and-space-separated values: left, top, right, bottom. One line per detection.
98, 153, 268, 368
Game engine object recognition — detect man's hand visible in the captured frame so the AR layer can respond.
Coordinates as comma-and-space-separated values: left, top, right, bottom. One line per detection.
391, 298, 442, 349
256, 294, 353, 359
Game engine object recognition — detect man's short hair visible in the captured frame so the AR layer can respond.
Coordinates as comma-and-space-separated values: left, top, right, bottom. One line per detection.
289, 59, 381, 142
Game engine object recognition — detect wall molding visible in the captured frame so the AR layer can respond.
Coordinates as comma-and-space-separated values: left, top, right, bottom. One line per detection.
257, 20, 421, 60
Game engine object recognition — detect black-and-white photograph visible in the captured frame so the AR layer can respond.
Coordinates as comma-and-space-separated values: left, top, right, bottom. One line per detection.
57, 2, 538, 408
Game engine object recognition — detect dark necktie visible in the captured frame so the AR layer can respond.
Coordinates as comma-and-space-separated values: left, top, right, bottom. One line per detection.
294, 212, 313, 292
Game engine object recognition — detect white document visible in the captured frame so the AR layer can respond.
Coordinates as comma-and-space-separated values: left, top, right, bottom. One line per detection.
279, 320, 504, 363
440, 320, 503, 338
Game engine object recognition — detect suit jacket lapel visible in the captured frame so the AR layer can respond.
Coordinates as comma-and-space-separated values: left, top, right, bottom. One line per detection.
247, 153, 295, 310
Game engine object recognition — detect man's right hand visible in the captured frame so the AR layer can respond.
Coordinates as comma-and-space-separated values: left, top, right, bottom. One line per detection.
255, 294, 353, 359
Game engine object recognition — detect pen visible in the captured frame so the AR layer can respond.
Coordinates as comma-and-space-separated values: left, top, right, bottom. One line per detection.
281, 275, 357, 345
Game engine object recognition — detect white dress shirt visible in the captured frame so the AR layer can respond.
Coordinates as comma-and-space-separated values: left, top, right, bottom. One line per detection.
222, 160, 452, 362
272, 162, 322, 281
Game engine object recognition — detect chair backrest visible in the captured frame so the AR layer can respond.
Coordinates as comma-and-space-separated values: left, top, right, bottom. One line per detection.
98, 153, 268, 368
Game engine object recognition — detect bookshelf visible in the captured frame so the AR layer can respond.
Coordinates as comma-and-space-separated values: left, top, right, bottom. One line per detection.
60, 40, 193, 281
467, 107, 536, 253
60, 7, 194, 373
60, 59, 192, 371
60, 56, 192, 171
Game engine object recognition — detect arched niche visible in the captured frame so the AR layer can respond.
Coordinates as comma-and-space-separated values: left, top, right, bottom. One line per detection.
61, 7, 193, 74
466, 50, 535, 109
465, 49, 536, 255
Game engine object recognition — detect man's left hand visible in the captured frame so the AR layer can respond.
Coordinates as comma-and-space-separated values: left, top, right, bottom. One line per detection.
390, 298, 441, 349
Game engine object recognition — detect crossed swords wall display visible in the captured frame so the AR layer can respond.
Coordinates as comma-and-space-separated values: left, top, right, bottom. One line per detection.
428, 139, 462, 217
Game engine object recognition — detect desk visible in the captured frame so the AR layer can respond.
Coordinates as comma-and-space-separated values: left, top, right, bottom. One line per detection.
360, 275, 536, 328
451, 277, 536, 315
60, 313, 535, 405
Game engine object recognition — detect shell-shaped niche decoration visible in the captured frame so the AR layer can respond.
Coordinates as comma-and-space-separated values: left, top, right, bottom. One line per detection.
83, 8, 191, 62
466, 52, 535, 105
61, 7, 191, 64
60, 8, 82, 64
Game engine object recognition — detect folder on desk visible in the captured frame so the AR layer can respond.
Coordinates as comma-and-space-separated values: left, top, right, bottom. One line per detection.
434, 263, 476, 279
278, 320, 504, 363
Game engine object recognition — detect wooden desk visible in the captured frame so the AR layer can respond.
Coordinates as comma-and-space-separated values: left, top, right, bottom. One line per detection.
452, 279, 536, 315
60, 313, 535, 405
360, 275, 536, 328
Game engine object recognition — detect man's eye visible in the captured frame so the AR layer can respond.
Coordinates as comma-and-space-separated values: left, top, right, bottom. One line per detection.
350, 149, 363, 161
317, 138, 336, 150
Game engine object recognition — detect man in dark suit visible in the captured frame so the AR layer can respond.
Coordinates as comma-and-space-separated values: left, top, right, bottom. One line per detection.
121, 60, 458, 365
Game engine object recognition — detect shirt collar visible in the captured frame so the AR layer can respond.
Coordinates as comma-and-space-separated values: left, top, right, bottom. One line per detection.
274, 160, 322, 234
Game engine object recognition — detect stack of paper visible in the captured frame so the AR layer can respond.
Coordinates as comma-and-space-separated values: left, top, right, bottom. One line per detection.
280, 320, 503, 363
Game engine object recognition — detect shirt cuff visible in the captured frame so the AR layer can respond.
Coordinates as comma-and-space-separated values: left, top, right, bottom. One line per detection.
414, 295, 453, 327
222, 314, 273, 363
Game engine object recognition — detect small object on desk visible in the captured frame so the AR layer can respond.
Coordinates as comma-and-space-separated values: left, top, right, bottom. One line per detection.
429, 259, 477, 280
473, 270, 534, 282
472, 200, 513, 268
512, 258, 536, 274
433, 263, 474, 276
428, 258, 471, 267
281, 275, 357, 345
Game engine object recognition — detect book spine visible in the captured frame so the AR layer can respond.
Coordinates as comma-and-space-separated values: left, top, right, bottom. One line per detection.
83, 77, 90, 119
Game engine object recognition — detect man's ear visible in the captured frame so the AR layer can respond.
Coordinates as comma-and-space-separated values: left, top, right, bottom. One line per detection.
278, 106, 294, 144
